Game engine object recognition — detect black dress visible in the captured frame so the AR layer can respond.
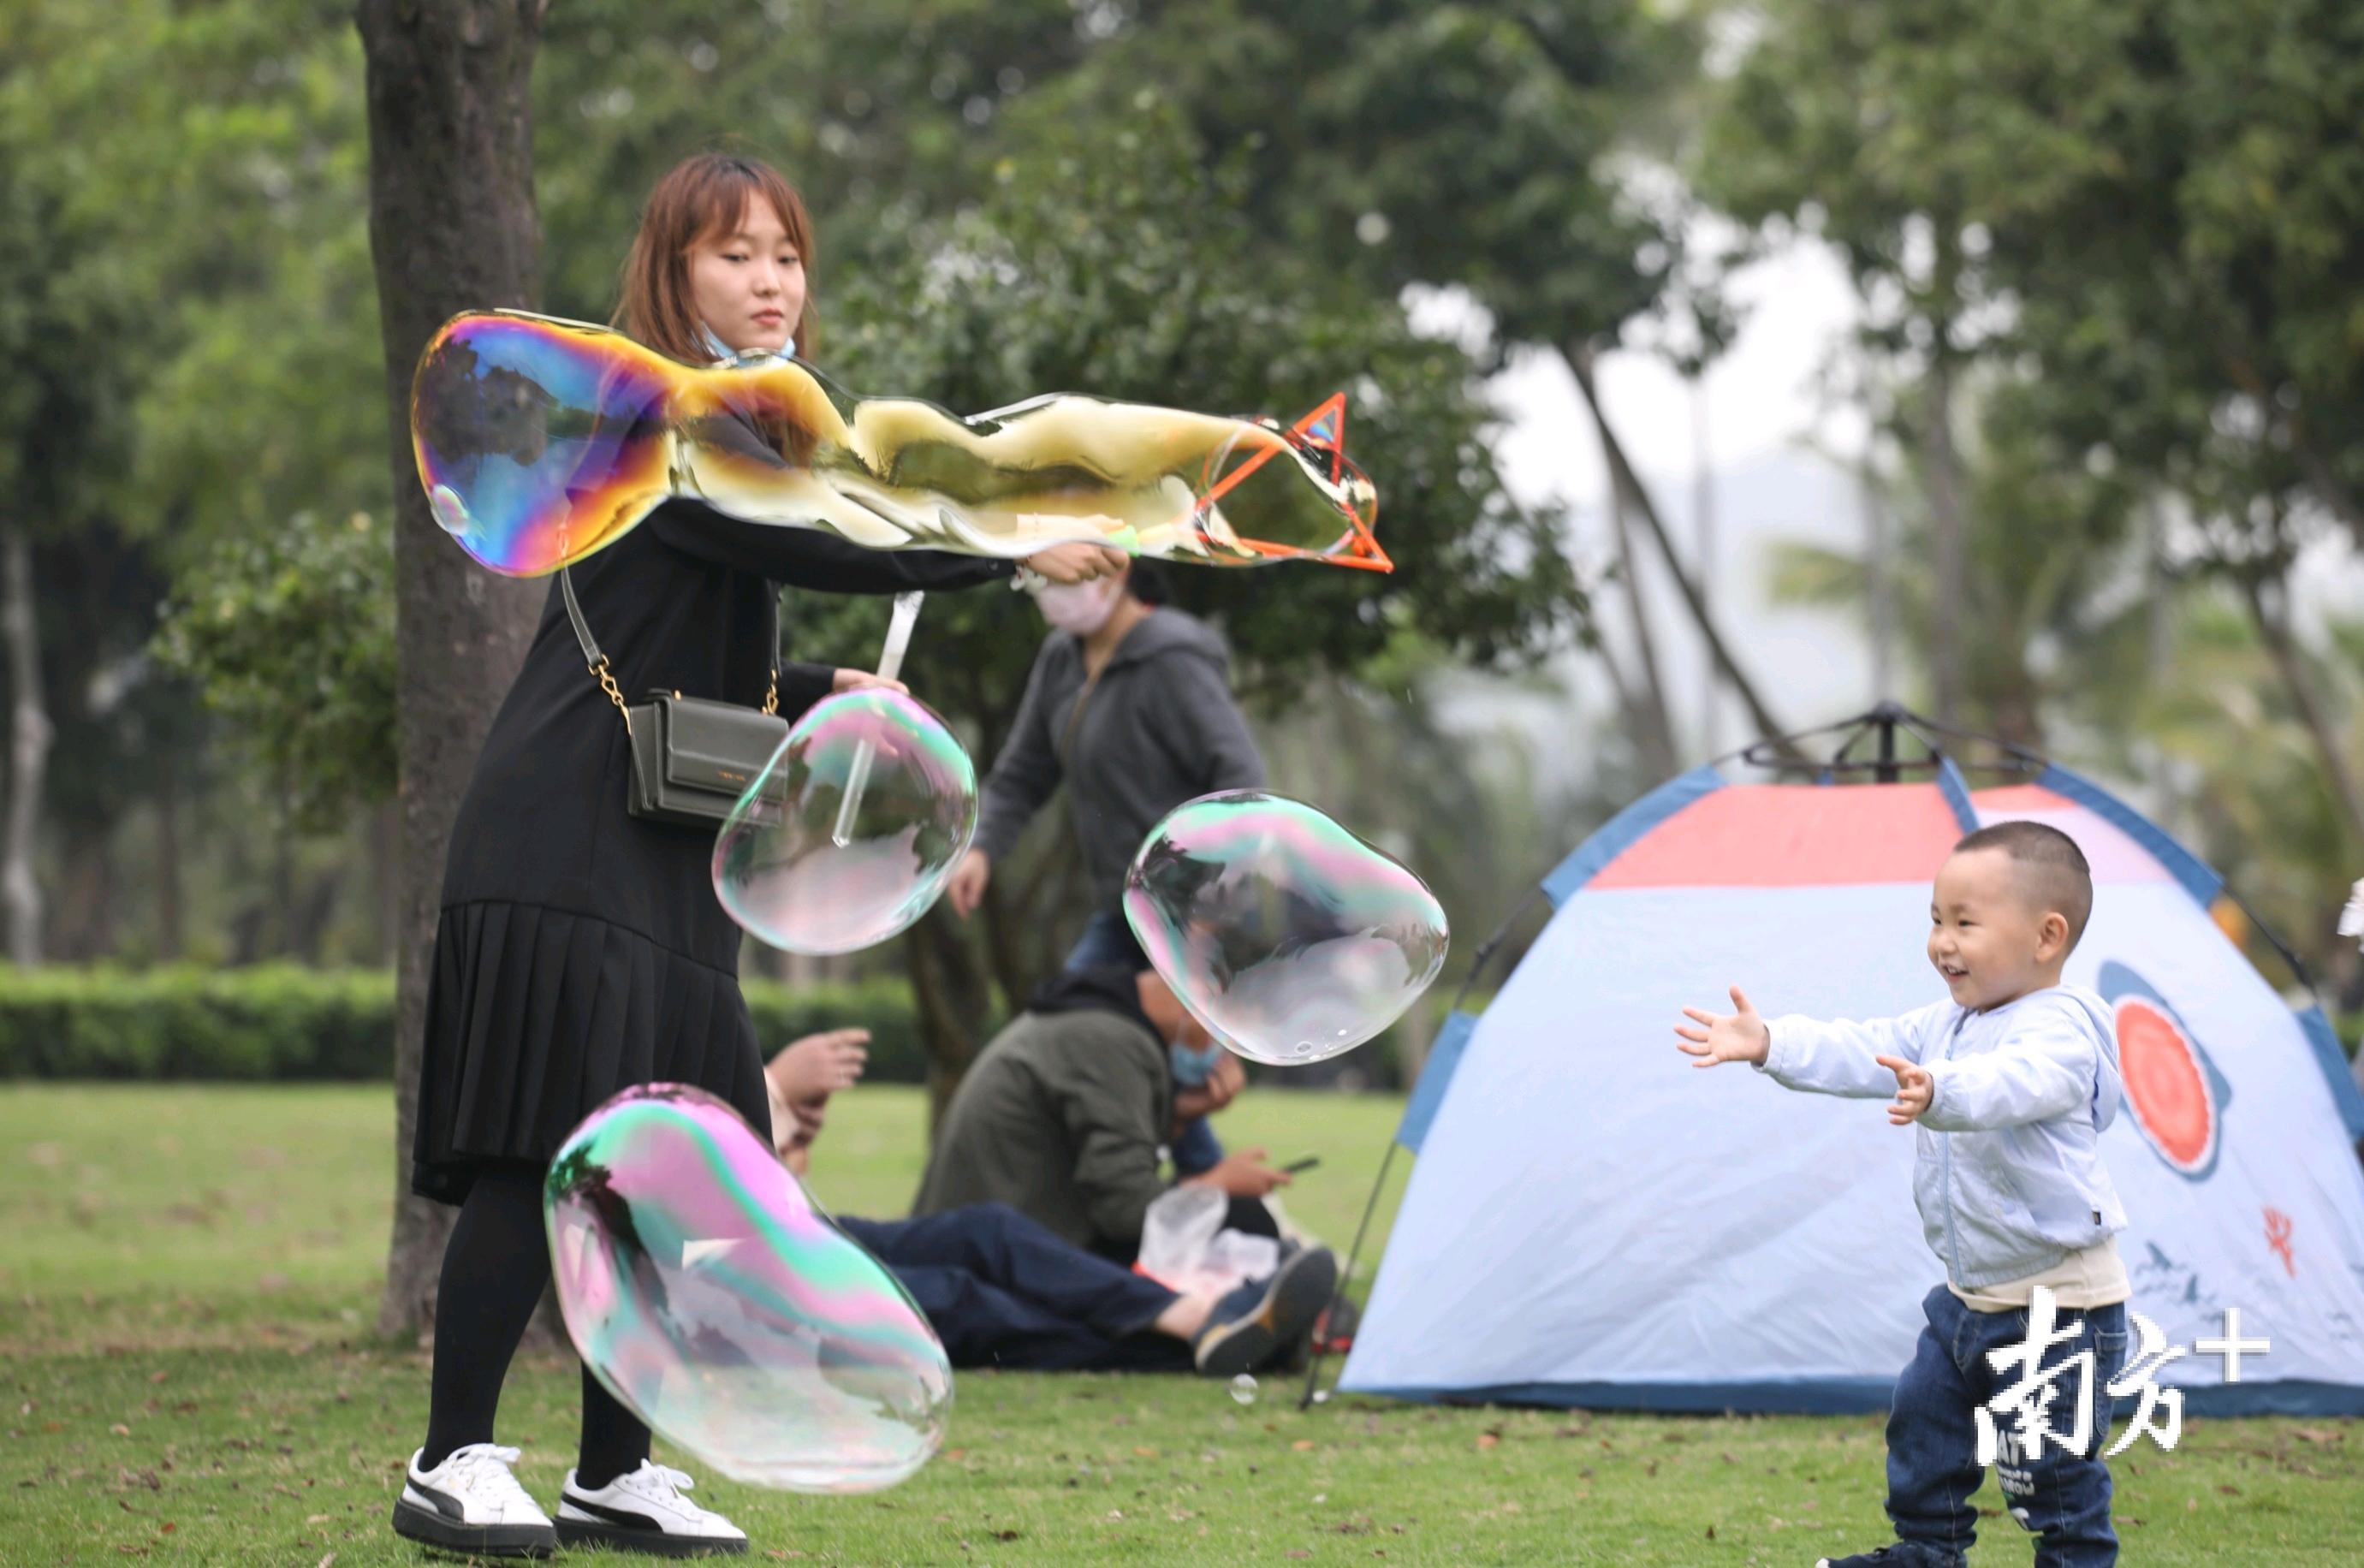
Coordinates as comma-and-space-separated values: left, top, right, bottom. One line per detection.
411, 487, 1013, 1205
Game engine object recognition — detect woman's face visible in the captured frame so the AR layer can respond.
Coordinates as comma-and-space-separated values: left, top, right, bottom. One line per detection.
686, 197, 805, 357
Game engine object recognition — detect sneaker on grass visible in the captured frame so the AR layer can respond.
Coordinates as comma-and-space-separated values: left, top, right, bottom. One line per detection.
1191, 1244, 1339, 1379
389, 1442, 555, 1559
1817, 1546, 1968, 1568
555, 1458, 748, 1558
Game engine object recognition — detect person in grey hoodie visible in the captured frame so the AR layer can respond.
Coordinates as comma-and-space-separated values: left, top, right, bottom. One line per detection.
1675, 820, 2131, 1568
945, 558, 1265, 1174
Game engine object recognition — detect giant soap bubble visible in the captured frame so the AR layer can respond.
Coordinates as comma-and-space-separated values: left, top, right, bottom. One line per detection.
713, 689, 977, 955
543, 1084, 953, 1493
411, 311, 1385, 578
1122, 791, 1449, 1066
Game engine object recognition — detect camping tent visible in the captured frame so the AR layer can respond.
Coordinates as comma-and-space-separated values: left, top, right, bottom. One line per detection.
1336, 712, 2364, 1416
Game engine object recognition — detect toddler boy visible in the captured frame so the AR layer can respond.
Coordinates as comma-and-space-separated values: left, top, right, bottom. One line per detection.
1675, 821, 2130, 1568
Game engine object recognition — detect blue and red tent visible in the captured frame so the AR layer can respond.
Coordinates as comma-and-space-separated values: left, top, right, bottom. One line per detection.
1334, 710, 2364, 1415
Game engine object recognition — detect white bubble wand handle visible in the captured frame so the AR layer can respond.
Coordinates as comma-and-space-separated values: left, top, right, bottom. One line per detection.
830, 591, 924, 847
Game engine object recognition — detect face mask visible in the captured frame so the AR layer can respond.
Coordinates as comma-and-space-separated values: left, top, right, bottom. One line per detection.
1169, 1036, 1224, 1089
1033, 576, 1121, 637
701, 324, 794, 366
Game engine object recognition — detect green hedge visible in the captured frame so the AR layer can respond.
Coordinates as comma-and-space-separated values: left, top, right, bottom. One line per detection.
0, 965, 930, 1083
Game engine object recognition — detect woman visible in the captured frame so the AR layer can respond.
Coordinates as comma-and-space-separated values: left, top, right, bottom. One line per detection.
942, 557, 1265, 1177
391, 152, 1121, 1562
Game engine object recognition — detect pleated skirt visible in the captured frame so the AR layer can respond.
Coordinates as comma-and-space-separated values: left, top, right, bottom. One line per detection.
411, 900, 774, 1205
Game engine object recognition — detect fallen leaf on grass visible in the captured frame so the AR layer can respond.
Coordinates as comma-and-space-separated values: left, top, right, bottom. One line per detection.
2294, 1428, 2344, 1445
1292, 1440, 1317, 1452
1706, 1526, 1716, 1541
110, 1423, 132, 1436
306, 1512, 331, 1523
316, 1553, 336, 1568
989, 1529, 1020, 1541
2215, 1484, 2241, 1496
1475, 1433, 1500, 1451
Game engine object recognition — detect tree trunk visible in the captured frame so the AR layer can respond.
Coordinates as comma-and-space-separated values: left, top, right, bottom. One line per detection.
1563, 344, 1801, 759
1859, 454, 1897, 701
1691, 381, 1722, 753
1570, 344, 1678, 774
1, 524, 50, 966
1920, 352, 1967, 725
359, 0, 550, 1341
369, 798, 399, 965
907, 908, 992, 1136
156, 763, 183, 961
2238, 572, 2364, 852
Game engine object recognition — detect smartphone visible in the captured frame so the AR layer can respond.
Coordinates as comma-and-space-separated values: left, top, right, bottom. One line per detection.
1280, 1156, 1321, 1174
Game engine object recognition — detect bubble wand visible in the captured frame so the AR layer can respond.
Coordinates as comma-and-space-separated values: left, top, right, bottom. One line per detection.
830, 591, 924, 847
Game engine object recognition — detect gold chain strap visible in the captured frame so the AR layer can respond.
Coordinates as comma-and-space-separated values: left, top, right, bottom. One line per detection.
585, 647, 773, 728
591, 656, 633, 736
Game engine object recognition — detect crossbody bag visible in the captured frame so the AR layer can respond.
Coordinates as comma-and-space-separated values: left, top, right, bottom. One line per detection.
560, 567, 791, 828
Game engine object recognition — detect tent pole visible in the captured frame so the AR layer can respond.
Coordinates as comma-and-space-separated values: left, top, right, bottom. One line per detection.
1295, 1138, 1400, 1411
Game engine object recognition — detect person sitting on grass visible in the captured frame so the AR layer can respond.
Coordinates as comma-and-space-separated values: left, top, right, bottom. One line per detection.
907, 955, 1292, 1264
1674, 821, 2131, 1568
764, 1030, 1335, 1376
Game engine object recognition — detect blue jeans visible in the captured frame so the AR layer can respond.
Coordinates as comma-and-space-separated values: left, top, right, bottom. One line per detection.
836, 1203, 1190, 1373
1885, 1284, 2129, 1567
1063, 908, 1225, 1179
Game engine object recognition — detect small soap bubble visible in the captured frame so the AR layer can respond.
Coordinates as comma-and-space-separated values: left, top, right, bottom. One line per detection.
1123, 792, 1449, 1065
714, 690, 977, 955
1229, 1375, 1258, 1405
544, 1084, 952, 1492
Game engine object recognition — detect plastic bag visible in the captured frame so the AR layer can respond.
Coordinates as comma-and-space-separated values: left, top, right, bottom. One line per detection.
1135, 1185, 1281, 1296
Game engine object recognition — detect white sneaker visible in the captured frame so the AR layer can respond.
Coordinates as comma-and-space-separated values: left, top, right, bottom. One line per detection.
555, 1459, 748, 1558
389, 1442, 555, 1559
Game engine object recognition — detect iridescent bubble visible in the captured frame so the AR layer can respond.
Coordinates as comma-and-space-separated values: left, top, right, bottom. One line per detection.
1123, 791, 1449, 1066
410, 311, 1384, 579
543, 1084, 953, 1493
713, 689, 977, 955
1229, 1374, 1258, 1405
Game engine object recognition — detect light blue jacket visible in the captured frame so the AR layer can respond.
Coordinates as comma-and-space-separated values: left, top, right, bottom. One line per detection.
1755, 984, 2127, 1289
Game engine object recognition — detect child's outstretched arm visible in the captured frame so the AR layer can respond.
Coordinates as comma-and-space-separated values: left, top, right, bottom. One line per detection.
1914, 1013, 2099, 1131
1679, 989, 1951, 1100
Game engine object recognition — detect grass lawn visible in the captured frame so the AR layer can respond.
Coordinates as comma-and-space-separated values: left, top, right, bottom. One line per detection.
1, 1084, 2355, 1565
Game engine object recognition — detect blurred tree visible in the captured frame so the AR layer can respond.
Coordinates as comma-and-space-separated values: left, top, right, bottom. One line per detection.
780, 129, 1587, 1116
1764, 377, 2144, 750
1715, 0, 2364, 876
153, 509, 397, 834
0, 0, 388, 964
990, 1, 1794, 750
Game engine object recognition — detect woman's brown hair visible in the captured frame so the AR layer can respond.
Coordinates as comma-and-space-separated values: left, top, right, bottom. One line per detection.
612, 152, 819, 365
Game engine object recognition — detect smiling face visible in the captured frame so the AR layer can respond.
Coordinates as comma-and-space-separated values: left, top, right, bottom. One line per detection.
686, 195, 806, 357
1928, 846, 2073, 1011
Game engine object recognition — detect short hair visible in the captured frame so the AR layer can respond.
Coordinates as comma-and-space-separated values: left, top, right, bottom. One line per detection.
1125, 558, 1173, 607
1951, 821, 2094, 949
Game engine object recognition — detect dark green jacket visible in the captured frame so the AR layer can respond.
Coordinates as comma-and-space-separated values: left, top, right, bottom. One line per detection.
910, 1003, 1173, 1252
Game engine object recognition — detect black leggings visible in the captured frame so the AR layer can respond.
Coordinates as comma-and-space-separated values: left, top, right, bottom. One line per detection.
419, 1168, 650, 1489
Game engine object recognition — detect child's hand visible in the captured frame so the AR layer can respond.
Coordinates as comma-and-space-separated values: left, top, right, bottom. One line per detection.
1875, 1054, 1933, 1125
1674, 986, 1771, 1067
